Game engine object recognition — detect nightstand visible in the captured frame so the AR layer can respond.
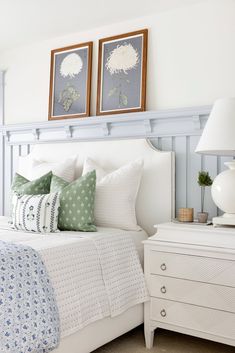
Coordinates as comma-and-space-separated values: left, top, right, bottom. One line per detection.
144, 222, 235, 349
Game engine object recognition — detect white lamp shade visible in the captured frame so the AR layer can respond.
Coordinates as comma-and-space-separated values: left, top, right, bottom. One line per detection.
196, 97, 235, 156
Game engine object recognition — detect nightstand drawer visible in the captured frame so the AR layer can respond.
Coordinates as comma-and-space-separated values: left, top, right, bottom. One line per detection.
151, 298, 235, 340
149, 250, 235, 286
150, 275, 235, 313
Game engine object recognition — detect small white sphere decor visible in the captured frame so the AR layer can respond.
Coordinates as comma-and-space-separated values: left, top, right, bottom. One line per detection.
211, 161, 235, 215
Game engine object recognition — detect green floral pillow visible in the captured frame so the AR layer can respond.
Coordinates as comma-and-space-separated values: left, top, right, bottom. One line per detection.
51, 171, 97, 232
12, 171, 52, 195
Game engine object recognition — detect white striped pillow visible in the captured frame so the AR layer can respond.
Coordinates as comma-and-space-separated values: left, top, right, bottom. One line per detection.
11, 193, 60, 233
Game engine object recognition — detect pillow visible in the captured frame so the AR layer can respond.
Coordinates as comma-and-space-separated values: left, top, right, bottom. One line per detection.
83, 159, 107, 182
50, 171, 97, 232
29, 156, 77, 182
82, 158, 143, 230
11, 192, 60, 233
11, 171, 52, 195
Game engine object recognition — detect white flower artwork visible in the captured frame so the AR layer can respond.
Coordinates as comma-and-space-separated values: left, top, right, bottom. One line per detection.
60, 53, 83, 78
97, 30, 147, 115
49, 42, 93, 119
58, 52, 83, 112
105, 43, 140, 108
106, 43, 139, 75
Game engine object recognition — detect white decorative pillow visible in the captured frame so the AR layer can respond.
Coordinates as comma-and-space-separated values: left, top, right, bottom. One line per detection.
11, 193, 60, 233
29, 156, 77, 182
82, 158, 143, 230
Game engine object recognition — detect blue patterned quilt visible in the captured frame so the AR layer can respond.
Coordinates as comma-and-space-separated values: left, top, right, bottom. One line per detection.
0, 240, 60, 353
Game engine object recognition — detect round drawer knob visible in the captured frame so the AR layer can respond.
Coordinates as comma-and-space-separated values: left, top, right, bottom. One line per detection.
160, 286, 167, 294
160, 263, 167, 271
160, 309, 167, 317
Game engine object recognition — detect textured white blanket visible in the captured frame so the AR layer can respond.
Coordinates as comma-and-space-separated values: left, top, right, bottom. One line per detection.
0, 218, 148, 338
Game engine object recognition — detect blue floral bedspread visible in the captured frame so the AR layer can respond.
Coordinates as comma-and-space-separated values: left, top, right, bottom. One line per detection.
0, 240, 60, 353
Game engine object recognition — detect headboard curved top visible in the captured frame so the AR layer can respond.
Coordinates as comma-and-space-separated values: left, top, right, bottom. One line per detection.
18, 139, 175, 235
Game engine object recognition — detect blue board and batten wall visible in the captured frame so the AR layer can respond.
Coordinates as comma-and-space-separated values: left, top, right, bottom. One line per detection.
0, 71, 231, 219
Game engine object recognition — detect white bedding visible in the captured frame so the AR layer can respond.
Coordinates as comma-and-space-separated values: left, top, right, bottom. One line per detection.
0, 217, 148, 338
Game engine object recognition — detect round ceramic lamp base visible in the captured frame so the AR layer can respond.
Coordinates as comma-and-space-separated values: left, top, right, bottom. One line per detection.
212, 161, 235, 226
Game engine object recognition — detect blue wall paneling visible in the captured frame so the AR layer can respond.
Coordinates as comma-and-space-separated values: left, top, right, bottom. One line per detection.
0, 70, 231, 219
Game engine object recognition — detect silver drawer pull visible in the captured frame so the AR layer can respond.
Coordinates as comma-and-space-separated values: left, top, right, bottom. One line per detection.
160, 309, 166, 317
160, 263, 167, 271
160, 286, 167, 294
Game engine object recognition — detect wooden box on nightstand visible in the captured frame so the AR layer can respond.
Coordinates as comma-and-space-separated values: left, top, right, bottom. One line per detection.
143, 222, 235, 349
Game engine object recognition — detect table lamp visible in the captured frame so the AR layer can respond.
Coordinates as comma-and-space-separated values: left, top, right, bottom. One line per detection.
196, 97, 235, 226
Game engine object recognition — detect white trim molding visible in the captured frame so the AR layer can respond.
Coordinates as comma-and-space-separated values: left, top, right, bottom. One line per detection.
0, 85, 217, 218
1, 106, 211, 145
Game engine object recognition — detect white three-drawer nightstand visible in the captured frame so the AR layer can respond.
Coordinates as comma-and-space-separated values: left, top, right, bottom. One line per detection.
144, 222, 235, 349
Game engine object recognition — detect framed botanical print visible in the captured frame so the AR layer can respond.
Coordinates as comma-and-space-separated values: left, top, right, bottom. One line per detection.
48, 42, 92, 120
96, 29, 148, 116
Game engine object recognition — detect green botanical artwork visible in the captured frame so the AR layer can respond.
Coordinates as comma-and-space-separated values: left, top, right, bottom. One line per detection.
58, 83, 80, 112
108, 78, 130, 108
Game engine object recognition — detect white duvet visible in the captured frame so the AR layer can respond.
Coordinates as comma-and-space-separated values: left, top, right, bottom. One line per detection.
0, 217, 148, 338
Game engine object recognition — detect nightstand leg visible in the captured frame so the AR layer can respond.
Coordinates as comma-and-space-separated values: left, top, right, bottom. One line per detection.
144, 302, 154, 349
144, 326, 154, 349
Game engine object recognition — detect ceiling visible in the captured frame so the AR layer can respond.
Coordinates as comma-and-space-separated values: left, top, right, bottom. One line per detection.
0, 0, 205, 52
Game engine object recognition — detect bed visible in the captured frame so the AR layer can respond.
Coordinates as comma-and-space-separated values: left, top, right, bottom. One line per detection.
3, 138, 175, 353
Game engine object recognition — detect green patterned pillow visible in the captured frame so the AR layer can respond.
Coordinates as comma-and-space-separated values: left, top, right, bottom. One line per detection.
51, 171, 97, 232
50, 174, 68, 192
12, 171, 52, 195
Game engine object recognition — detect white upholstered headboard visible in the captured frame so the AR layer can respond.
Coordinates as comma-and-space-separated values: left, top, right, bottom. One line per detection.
18, 139, 175, 235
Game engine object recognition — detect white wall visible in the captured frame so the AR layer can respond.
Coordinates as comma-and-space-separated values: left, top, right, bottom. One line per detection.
0, 0, 235, 125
